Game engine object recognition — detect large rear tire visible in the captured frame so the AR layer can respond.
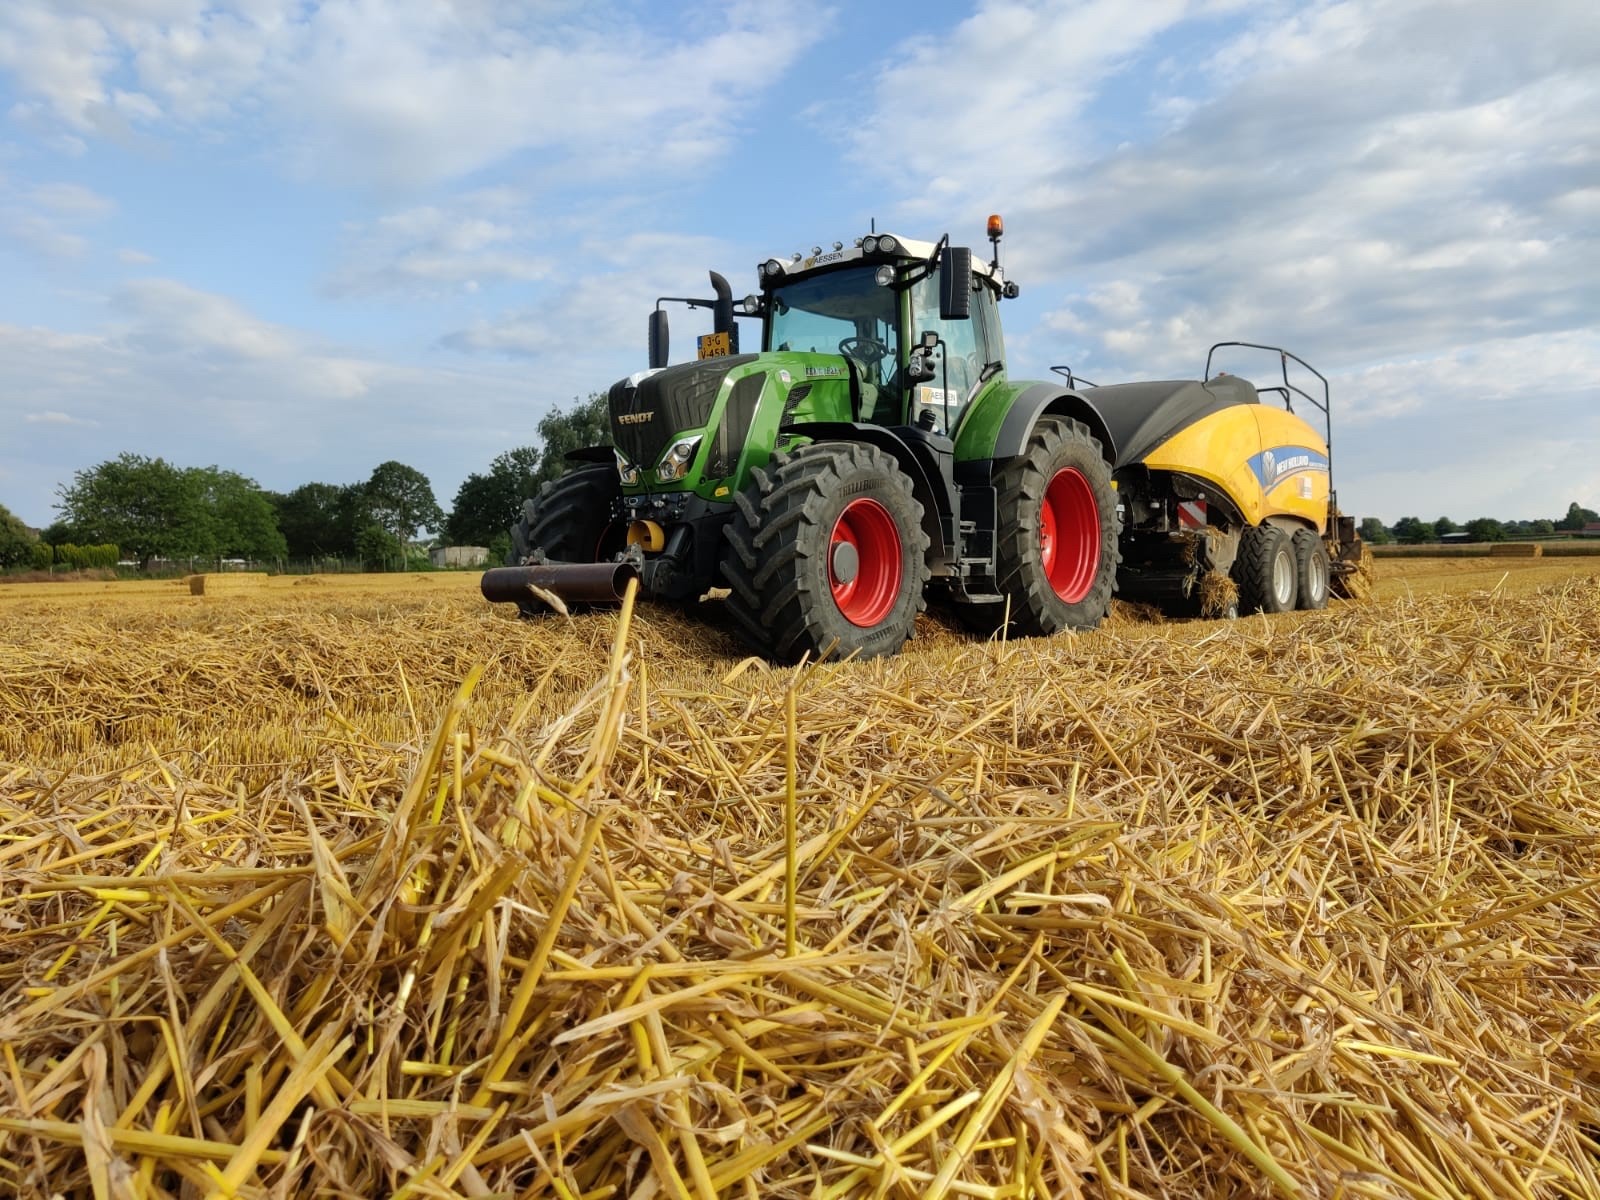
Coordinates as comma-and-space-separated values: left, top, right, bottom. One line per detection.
722, 442, 930, 662
956, 416, 1119, 637
1292, 529, 1330, 611
508, 465, 627, 616
1234, 524, 1297, 614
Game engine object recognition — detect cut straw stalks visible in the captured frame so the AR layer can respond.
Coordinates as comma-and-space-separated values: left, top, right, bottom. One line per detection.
2, 572, 1599, 1197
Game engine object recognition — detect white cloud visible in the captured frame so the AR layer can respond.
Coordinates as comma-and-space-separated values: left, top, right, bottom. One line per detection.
840, 0, 1200, 215
3, 0, 1595, 537
3, 212, 89, 258
441, 231, 733, 375
0, 299, 553, 528
0, 6, 117, 132
0, 0, 828, 190
328, 192, 552, 297
858, 0, 1600, 524
112, 277, 298, 360
27, 180, 114, 216
24, 409, 97, 426
1, 177, 114, 258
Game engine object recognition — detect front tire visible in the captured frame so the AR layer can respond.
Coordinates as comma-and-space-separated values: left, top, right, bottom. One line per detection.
1292, 529, 1330, 610
508, 465, 626, 616
1234, 524, 1297, 614
958, 416, 1119, 637
722, 443, 930, 662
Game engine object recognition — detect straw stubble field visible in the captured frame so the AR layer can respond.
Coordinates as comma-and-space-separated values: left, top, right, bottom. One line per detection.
1, 559, 1598, 1198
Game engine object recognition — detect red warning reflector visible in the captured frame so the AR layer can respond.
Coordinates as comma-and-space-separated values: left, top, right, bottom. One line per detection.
1178, 500, 1208, 529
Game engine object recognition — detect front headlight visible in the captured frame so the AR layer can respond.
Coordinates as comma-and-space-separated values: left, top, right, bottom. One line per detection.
655, 436, 702, 482
615, 448, 640, 486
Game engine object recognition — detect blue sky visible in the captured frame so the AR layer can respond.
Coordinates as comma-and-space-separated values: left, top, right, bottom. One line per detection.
2, 0, 1596, 529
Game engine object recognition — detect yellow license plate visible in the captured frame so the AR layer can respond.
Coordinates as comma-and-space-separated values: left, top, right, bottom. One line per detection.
697, 331, 731, 359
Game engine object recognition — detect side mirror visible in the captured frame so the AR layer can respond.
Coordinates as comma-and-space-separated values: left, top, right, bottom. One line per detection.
939, 245, 971, 320
648, 309, 669, 369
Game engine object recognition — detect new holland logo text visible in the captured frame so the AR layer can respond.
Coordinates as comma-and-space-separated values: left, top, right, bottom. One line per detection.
1248, 445, 1328, 492
617, 412, 653, 425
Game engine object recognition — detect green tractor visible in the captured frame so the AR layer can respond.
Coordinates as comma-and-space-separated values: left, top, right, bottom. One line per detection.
482, 217, 1361, 660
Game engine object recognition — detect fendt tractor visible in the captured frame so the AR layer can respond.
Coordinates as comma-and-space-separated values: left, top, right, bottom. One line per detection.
482, 217, 1365, 661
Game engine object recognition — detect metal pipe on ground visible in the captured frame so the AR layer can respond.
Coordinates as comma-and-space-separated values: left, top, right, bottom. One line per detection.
481, 562, 639, 607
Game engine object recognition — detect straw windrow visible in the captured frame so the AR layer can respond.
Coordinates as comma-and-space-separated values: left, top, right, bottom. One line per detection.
1, 562, 1598, 1196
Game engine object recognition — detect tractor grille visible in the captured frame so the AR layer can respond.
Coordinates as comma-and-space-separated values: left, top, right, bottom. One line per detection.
706, 372, 766, 479
778, 383, 812, 430
610, 356, 756, 471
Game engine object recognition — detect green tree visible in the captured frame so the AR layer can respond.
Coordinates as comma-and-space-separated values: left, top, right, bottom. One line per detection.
446, 446, 541, 547
355, 523, 403, 570
272, 483, 364, 559
531, 392, 610, 489
1392, 516, 1431, 544
0, 503, 37, 567
1528, 519, 1556, 536
1556, 501, 1599, 531
56, 454, 215, 566
1433, 516, 1458, 540
1357, 517, 1391, 545
362, 461, 444, 545
195, 468, 287, 559
1465, 517, 1505, 542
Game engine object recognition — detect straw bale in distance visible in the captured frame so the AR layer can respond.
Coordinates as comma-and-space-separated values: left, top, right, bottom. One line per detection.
187, 571, 270, 595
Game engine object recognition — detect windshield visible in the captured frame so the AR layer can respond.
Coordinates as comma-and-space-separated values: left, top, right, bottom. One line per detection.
767, 266, 901, 419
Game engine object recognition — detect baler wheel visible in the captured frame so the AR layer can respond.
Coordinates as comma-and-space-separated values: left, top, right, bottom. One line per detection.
1292, 529, 1331, 611
1234, 524, 1298, 614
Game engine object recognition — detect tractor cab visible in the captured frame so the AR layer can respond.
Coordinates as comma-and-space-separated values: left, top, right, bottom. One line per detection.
754, 230, 1013, 438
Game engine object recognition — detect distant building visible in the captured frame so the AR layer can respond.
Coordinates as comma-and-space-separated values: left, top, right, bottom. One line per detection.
1582, 522, 1600, 538
430, 545, 490, 568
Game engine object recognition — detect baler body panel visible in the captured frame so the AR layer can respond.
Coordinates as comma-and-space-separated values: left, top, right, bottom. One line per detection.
1136, 398, 1330, 530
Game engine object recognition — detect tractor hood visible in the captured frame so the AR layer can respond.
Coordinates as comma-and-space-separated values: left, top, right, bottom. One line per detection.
608, 355, 759, 474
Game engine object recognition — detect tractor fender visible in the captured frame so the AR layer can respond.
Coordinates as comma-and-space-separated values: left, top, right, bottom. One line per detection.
786, 422, 952, 561
564, 445, 616, 465
993, 384, 1117, 466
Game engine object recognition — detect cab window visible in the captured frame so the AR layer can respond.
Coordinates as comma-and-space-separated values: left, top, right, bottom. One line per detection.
908, 272, 998, 434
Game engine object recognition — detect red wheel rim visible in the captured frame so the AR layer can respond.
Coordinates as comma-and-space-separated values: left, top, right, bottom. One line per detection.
1039, 468, 1100, 604
829, 498, 903, 627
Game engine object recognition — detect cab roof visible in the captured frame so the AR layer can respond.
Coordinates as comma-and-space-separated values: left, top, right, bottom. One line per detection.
757, 233, 1000, 287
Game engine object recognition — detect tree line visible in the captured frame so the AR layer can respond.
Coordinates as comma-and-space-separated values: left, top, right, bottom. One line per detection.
1357, 503, 1599, 545
5, 391, 1592, 570
0, 394, 607, 571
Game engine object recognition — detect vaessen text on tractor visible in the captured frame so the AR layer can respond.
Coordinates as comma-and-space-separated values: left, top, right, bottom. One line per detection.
481, 217, 1365, 660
